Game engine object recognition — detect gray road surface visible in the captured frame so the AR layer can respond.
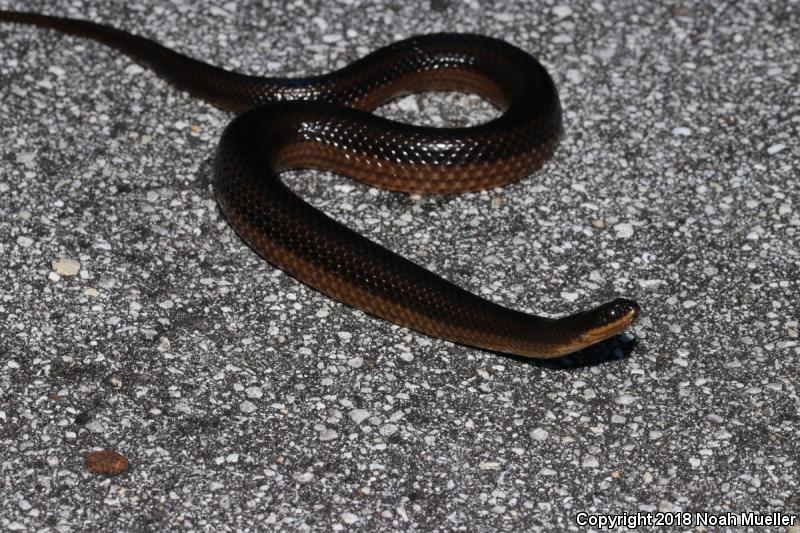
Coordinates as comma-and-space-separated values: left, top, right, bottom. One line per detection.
1, 0, 798, 530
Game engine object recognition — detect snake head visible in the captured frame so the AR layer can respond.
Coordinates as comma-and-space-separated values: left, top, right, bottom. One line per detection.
576, 298, 640, 345
545, 298, 640, 357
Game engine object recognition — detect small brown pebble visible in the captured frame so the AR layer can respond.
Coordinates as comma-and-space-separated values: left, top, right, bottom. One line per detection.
363, 355, 375, 369
85, 449, 129, 476
275, 455, 285, 465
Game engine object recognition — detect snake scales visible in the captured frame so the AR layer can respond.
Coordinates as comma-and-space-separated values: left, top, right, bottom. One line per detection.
0, 9, 639, 358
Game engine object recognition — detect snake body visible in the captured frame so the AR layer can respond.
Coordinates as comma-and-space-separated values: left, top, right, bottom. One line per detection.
0, 10, 639, 358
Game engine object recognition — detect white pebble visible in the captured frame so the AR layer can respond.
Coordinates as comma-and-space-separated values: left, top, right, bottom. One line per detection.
157, 337, 171, 352
672, 126, 692, 136
52, 257, 80, 276
340, 512, 359, 524
616, 394, 636, 405
561, 291, 580, 302
240, 400, 257, 414
245, 387, 263, 399
85, 420, 105, 433
125, 64, 144, 75
766, 143, 785, 155
582, 455, 599, 468
17, 152, 35, 164
394, 213, 413, 226
595, 47, 615, 61
319, 428, 338, 441
16, 236, 34, 248
565, 69, 583, 84
530, 427, 549, 441
312, 16, 328, 30
380, 424, 399, 436
552, 5, 573, 18
613, 222, 634, 238
295, 472, 314, 483
395, 97, 419, 112
349, 409, 370, 425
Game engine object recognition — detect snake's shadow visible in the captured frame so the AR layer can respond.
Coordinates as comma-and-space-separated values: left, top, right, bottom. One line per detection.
196, 157, 215, 190
498, 334, 638, 370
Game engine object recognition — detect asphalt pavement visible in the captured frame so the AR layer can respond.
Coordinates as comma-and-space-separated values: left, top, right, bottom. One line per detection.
1, 0, 798, 530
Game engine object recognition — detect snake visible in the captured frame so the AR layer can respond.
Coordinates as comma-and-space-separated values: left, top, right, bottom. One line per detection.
0, 9, 640, 358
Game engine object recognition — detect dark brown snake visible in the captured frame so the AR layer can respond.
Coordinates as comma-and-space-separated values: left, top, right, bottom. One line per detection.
0, 10, 640, 358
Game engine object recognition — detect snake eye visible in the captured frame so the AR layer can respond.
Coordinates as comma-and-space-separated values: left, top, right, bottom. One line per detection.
604, 298, 640, 323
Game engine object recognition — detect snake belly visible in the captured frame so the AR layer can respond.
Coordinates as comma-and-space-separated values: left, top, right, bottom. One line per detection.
0, 10, 640, 358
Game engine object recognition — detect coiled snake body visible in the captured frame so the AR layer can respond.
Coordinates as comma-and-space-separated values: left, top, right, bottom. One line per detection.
0, 10, 639, 358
